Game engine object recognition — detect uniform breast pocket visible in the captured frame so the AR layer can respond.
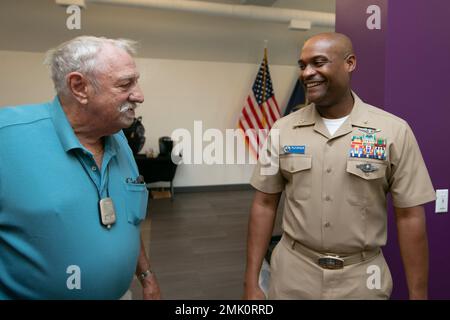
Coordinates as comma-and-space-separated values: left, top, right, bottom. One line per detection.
279, 155, 312, 200
346, 158, 387, 206
124, 182, 149, 225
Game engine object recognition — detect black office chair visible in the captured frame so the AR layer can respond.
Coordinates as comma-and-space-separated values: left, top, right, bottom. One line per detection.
158, 136, 173, 158
135, 136, 180, 200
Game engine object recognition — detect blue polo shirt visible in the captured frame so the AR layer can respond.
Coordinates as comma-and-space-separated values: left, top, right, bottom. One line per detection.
0, 97, 148, 299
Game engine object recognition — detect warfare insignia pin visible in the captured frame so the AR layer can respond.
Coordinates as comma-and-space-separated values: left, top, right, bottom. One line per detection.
358, 128, 381, 135
356, 163, 378, 173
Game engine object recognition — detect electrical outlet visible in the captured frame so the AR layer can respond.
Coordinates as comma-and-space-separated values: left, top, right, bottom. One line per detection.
435, 189, 448, 213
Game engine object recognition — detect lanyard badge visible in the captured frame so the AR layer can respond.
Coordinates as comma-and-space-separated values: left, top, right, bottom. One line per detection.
99, 197, 116, 229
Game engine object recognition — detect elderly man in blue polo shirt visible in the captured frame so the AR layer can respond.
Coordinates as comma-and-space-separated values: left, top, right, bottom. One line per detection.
0, 36, 160, 299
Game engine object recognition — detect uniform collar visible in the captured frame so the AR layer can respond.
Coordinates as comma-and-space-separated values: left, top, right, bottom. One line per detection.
292, 91, 376, 139
348, 92, 377, 129
49, 96, 117, 158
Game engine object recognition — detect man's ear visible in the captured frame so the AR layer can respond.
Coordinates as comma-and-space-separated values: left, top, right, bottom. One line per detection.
66, 72, 89, 105
345, 54, 357, 73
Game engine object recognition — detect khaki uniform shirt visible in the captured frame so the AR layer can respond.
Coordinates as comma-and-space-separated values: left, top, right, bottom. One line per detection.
251, 93, 435, 254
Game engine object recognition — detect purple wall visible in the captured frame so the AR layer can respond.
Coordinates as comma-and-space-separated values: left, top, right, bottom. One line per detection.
336, 0, 450, 299
336, 0, 388, 107
384, 0, 450, 299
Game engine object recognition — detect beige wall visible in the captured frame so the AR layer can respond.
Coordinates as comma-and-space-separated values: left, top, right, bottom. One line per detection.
0, 51, 54, 105
0, 50, 298, 187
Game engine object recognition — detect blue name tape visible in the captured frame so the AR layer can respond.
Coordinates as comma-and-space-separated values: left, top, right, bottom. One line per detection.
283, 145, 306, 154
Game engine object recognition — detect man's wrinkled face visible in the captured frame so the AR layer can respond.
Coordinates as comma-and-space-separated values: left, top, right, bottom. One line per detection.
298, 38, 351, 107
87, 45, 144, 133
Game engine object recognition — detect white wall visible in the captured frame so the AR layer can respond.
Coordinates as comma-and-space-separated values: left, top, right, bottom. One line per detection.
0, 50, 298, 187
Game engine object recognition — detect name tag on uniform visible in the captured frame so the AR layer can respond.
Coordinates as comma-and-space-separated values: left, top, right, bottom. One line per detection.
283, 145, 306, 154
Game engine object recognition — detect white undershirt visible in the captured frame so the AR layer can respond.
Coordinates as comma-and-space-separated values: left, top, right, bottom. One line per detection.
321, 116, 349, 136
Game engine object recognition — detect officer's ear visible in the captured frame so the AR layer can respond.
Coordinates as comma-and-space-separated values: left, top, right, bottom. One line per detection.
344, 54, 356, 73
66, 72, 90, 105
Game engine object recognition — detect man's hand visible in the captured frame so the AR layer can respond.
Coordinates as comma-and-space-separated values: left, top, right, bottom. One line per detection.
141, 273, 161, 300
243, 284, 266, 300
243, 191, 281, 300
136, 234, 161, 299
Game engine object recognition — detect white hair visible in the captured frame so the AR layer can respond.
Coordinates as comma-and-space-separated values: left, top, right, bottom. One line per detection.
44, 36, 138, 96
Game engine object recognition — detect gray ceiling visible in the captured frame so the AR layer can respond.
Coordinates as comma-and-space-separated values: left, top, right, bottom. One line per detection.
0, 0, 335, 65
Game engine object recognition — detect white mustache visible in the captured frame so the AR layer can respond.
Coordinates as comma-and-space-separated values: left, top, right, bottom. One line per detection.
119, 102, 138, 113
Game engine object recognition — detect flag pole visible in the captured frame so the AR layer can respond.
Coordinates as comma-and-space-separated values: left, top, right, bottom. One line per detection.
262, 40, 268, 128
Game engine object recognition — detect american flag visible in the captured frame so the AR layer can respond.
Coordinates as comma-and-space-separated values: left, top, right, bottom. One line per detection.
238, 48, 281, 157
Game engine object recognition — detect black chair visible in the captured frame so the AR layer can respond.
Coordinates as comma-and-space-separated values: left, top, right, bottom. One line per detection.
159, 136, 173, 157
135, 137, 180, 199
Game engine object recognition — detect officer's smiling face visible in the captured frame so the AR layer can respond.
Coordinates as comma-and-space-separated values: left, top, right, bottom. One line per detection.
299, 36, 355, 108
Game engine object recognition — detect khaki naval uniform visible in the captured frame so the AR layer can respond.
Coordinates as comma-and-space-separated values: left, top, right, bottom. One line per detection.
251, 92, 435, 299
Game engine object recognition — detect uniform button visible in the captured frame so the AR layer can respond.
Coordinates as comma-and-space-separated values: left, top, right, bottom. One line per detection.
324, 222, 331, 228
325, 195, 331, 201
91, 166, 97, 171
326, 168, 332, 173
